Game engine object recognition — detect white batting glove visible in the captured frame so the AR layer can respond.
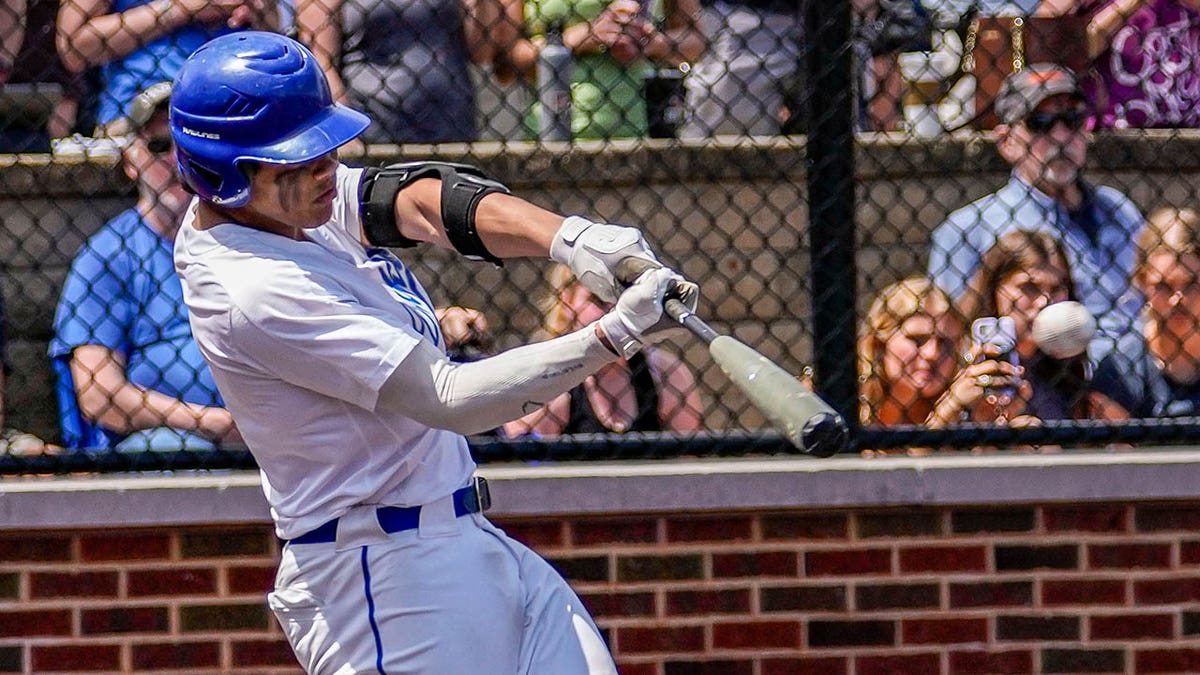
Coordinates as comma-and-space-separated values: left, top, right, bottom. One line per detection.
598, 267, 689, 358
550, 216, 659, 303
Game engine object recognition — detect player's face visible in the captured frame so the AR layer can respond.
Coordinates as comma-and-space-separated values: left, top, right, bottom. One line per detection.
244, 152, 339, 232
882, 314, 957, 400
995, 265, 1070, 358
1006, 95, 1089, 193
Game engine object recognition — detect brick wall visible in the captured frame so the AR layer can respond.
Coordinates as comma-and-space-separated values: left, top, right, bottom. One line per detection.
4, 500, 1200, 674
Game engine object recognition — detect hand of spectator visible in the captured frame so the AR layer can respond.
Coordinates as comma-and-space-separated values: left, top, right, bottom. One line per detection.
927, 344, 1025, 427
566, 0, 649, 57
436, 306, 496, 362
171, 0, 267, 29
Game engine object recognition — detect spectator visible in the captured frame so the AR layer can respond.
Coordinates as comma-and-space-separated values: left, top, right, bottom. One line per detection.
1093, 207, 1200, 416
0, 0, 88, 152
48, 82, 239, 451
958, 229, 1128, 420
295, 0, 504, 144
928, 63, 1144, 361
495, 0, 704, 139
55, 0, 275, 132
504, 264, 702, 436
437, 305, 497, 363
1078, 0, 1200, 129
679, 0, 802, 137
859, 276, 1027, 428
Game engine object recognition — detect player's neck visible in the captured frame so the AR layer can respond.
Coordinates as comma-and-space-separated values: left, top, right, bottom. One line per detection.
195, 201, 307, 241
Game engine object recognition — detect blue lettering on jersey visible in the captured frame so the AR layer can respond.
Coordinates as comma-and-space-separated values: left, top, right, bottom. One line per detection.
366, 247, 442, 347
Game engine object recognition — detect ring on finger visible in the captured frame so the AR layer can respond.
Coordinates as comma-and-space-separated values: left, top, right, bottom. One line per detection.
977, 373, 992, 387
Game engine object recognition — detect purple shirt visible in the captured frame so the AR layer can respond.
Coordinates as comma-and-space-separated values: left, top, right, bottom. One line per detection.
1086, 0, 1200, 128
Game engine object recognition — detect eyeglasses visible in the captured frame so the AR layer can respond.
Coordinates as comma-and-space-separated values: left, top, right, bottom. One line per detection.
1023, 109, 1089, 134
146, 136, 174, 155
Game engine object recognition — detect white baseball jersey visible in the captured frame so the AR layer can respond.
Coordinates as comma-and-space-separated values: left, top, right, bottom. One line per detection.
175, 165, 474, 540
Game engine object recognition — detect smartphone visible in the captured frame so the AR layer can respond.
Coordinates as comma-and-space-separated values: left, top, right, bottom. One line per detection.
970, 316, 1019, 398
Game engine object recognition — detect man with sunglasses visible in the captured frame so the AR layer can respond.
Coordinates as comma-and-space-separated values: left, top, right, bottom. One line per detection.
928, 64, 1145, 361
49, 82, 238, 451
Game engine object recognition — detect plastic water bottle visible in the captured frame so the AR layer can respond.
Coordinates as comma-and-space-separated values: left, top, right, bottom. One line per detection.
537, 24, 574, 141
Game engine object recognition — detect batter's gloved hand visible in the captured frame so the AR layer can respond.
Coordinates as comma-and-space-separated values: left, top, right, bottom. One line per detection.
550, 216, 659, 303
598, 267, 695, 358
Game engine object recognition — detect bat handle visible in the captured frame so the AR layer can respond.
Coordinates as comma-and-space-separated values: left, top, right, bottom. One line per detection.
665, 298, 719, 344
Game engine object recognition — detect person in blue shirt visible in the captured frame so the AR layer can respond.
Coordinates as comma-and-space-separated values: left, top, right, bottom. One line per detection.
49, 83, 239, 451
55, 0, 276, 130
928, 64, 1145, 361
1092, 206, 1200, 417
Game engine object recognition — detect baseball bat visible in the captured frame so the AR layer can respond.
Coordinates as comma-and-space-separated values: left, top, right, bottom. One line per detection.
615, 258, 849, 458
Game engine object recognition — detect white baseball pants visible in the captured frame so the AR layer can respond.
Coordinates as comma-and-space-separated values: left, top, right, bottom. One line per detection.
267, 495, 617, 675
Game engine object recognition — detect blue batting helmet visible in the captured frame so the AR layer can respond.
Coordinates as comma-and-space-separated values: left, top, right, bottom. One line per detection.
170, 31, 370, 207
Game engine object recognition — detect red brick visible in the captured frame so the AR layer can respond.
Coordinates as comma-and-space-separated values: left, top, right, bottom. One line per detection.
950, 650, 1034, 674
899, 545, 986, 573
30, 571, 118, 598
761, 514, 848, 540
808, 620, 895, 647
712, 551, 797, 578
81, 606, 169, 634
0, 535, 71, 562
1136, 506, 1200, 532
617, 555, 703, 582
497, 521, 565, 549
616, 663, 657, 675
1135, 578, 1200, 604
127, 568, 216, 597
996, 615, 1079, 641
228, 565, 277, 594
181, 530, 273, 558
0, 610, 71, 637
1183, 540, 1200, 565
132, 642, 221, 670
573, 518, 658, 546
667, 516, 752, 543
1135, 648, 1200, 673
950, 581, 1033, 608
80, 533, 170, 562
1090, 613, 1174, 640
902, 617, 988, 644
231, 639, 300, 667
617, 626, 705, 653
32, 645, 121, 672
805, 549, 891, 576
761, 585, 847, 612
856, 583, 939, 610
763, 656, 847, 675
664, 660, 752, 675
1043, 506, 1128, 533
1088, 543, 1171, 569
712, 620, 800, 649
577, 591, 655, 618
1042, 579, 1126, 606
666, 589, 750, 615
857, 653, 940, 675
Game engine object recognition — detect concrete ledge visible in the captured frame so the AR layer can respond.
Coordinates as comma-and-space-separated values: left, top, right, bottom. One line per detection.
3, 448, 1200, 529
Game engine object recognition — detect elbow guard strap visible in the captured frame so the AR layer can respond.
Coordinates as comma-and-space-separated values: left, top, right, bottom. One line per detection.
359, 162, 511, 264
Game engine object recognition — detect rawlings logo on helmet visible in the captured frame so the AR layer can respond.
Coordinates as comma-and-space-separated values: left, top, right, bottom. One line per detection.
181, 127, 220, 140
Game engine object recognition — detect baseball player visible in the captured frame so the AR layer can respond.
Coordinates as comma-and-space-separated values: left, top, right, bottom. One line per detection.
169, 32, 696, 674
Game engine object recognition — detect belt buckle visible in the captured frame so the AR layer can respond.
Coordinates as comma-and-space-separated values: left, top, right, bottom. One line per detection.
473, 476, 491, 512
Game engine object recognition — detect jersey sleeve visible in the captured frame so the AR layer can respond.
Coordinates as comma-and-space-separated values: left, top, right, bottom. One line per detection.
329, 165, 367, 244
50, 236, 132, 357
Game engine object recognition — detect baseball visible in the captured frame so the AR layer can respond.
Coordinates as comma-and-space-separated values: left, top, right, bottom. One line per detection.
1032, 301, 1096, 359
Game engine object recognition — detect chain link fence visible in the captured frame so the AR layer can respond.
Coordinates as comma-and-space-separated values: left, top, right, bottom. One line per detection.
1, 0, 1199, 472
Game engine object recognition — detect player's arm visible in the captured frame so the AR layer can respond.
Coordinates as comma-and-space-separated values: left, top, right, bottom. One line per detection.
358, 162, 683, 302
68, 345, 239, 442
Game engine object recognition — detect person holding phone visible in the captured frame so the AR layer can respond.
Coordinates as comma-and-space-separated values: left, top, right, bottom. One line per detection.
958, 229, 1128, 421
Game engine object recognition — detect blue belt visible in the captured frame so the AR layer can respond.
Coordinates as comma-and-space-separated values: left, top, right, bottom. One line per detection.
288, 478, 491, 545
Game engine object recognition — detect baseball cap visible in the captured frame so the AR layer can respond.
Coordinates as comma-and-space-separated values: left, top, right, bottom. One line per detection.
994, 64, 1086, 126
103, 81, 173, 137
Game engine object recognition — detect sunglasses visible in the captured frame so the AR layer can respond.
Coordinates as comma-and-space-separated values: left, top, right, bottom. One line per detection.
146, 136, 174, 155
1023, 109, 1089, 134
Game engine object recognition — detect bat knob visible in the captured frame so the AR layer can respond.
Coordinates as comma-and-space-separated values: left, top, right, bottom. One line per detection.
802, 413, 850, 458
